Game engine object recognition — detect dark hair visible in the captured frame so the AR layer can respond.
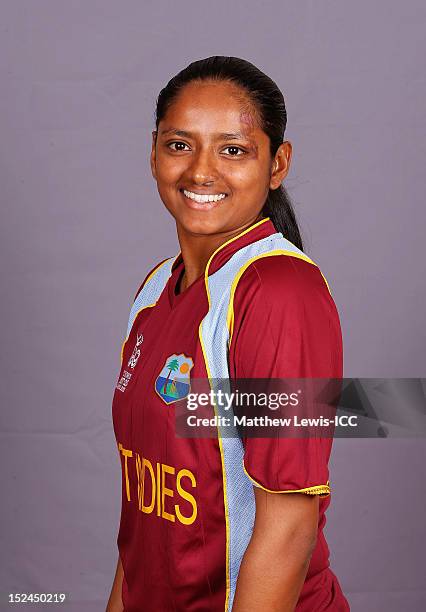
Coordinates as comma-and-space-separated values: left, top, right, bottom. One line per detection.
154, 56, 303, 251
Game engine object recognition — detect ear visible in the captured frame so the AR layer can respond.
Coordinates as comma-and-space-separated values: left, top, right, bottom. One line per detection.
269, 141, 292, 190
150, 131, 158, 180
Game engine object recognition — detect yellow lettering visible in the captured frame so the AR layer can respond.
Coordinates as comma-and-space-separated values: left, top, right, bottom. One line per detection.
119, 445, 133, 502
156, 462, 161, 516
161, 463, 175, 523
116, 443, 198, 525
139, 457, 155, 513
135, 452, 141, 499
176, 469, 197, 525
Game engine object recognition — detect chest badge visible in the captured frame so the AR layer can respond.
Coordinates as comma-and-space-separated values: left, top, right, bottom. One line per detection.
155, 353, 194, 405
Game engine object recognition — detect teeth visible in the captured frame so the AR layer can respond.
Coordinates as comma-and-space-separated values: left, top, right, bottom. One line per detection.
183, 189, 227, 203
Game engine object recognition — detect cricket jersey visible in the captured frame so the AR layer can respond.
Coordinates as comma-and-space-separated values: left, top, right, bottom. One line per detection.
111, 217, 350, 611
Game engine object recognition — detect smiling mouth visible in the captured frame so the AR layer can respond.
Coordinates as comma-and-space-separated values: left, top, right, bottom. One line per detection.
180, 189, 228, 203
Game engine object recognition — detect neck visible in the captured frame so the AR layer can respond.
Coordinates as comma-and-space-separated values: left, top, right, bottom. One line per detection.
176, 214, 265, 291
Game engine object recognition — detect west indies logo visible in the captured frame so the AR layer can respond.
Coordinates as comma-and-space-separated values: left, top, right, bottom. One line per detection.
155, 353, 194, 405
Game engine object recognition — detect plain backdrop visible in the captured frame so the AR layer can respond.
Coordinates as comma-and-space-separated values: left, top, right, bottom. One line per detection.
1, 1, 425, 610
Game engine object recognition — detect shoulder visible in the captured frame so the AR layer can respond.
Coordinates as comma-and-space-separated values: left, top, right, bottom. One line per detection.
233, 253, 332, 311
228, 253, 343, 378
132, 256, 176, 302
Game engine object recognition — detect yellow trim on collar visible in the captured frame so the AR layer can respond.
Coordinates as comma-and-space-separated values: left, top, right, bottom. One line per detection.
204, 217, 271, 279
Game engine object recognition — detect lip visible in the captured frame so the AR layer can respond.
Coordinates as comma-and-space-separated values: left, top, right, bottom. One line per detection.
179, 188, 229, 211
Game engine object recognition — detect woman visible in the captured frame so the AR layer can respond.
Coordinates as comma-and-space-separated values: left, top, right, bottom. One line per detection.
107, 56, 350, 611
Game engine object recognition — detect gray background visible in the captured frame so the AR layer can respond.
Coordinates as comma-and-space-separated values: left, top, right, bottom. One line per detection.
1, 1, 425, 610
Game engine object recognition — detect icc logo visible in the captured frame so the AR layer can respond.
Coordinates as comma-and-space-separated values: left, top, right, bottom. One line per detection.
128, 332, 144, 369
116, 332, 144, 393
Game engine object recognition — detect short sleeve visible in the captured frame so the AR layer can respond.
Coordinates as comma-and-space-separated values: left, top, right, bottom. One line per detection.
229, 255, 343, 496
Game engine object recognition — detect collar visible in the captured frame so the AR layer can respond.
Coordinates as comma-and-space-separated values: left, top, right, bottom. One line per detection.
171, 217, 277, 276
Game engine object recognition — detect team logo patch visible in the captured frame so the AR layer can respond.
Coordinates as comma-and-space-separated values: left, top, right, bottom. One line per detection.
155, 353, 194, 405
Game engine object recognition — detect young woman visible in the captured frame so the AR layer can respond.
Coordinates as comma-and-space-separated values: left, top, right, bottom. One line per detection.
107, 56, 350, 612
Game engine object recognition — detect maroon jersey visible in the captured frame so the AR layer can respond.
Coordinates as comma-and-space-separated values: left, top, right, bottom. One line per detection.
112, 218, 350, 611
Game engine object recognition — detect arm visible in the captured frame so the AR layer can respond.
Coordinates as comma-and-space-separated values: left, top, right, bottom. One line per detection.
106, 554, 124, 612
232, 488, 319, 612
229, 256, 342, 610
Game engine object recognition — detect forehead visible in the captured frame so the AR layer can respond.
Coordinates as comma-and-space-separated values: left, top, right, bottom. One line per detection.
161, 80, 262, 136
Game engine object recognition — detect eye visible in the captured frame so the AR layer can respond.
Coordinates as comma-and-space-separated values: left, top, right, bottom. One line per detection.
222, 146, 246, 156
167, 141, 190, 152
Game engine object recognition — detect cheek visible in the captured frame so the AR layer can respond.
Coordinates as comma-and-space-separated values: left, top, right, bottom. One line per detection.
156, 154, 183, 182
226, 162, 270, 192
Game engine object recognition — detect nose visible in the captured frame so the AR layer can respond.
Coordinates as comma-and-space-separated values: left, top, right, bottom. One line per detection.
188, 147, 218, 185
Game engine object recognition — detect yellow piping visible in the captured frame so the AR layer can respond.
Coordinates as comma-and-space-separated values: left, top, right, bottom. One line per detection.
120, 303, 156, 365
144, 257, 175, 286
206, 217, 271, 274
196, 219, 271, 611
198, 321, 231, 610
120, 257, 177, 366
225, 250, 332, 347
243, 461, 331, 497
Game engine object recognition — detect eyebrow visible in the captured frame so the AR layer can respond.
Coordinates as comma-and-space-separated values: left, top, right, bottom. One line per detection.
159, 128, 252, 141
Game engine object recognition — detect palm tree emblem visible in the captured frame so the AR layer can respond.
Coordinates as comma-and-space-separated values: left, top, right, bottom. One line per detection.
161, 358, 180, 394
155, 353, 194, 404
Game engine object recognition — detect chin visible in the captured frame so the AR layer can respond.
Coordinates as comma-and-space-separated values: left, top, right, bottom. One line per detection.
160, 187, 235, 232
177, 212, 228, 236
